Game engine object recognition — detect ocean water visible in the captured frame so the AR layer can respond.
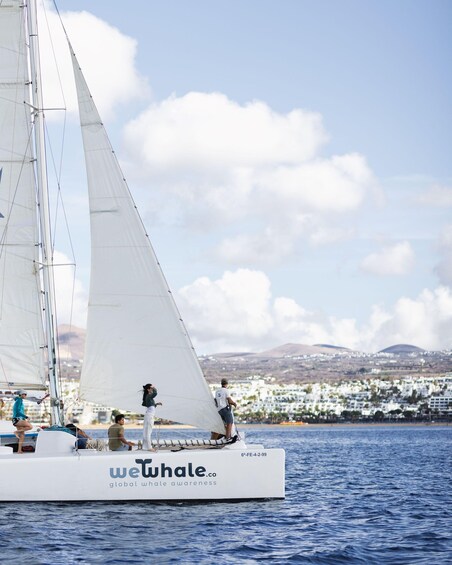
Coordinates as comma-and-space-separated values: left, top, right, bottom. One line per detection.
0, 426, 450, 564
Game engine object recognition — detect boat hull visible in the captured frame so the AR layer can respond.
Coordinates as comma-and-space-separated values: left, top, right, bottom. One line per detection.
0, 446, 285, 501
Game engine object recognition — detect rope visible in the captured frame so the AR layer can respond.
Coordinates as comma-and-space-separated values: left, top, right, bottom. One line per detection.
151, 437, 233, 448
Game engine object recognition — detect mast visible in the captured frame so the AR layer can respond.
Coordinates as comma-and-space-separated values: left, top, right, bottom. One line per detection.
26, 0, 62, 425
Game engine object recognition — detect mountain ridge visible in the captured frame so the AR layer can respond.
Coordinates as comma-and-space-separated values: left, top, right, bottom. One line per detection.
57, 327, 433, 360
209, 342, 433, 359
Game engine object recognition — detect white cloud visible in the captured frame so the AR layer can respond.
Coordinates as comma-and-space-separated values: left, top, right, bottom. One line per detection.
36, 4, 379, 268
53, 251, 87, 328
273, 297, 331, 344
217, 223, 304, 265
39, 2, 149, 120
59, 257, 450, 357
122, 92, 377, 264
418, 184, 452, 207
178, 269, 274, 348
124, 92, 328, 171
360, 241, 415, 276
435, 225, 452, 286
259, 154, 372, 214
308, 225, 354, 246
177, 269, 452, 353
376, 287, 452, 350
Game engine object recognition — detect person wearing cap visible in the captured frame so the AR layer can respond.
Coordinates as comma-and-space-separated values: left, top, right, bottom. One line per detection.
12, 391, 33, 453
214, 378, 237, 440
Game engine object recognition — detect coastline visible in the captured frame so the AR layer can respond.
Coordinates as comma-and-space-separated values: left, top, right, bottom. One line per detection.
88, 421, 450, 430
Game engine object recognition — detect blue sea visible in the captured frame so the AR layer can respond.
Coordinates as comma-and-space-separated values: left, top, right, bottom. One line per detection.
0, 425, 450, 564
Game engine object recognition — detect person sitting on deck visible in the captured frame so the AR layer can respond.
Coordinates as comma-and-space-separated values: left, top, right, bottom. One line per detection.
108, 414, 136, 451
65, 423, 91, 449
12, 391, 33, 454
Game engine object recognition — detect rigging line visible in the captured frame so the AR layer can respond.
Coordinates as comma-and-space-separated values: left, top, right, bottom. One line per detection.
32, 108, 68, 262
30, 0, 70, 260
32, 147, 63, 406
41, 5, 77, 376
55, 263, 78, 400
44, 247, 79, 418
44, 118, 76, 261
39, 2, 71, 257
41, 0, 67, 111
155, 416, 161, 452
0, 359, 10, 393
51, 0, 70, 48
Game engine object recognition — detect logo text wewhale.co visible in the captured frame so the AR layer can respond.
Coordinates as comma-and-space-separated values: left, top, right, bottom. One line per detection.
109, 458, 217, 479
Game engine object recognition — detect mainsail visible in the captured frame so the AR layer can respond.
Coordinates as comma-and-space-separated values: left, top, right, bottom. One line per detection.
71, 47, 224, 433
0, 1, 46, 390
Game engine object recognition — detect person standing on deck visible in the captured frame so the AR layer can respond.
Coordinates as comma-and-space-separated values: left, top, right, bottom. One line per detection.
142, 383, 162, 451
12, 391, 33, 453
214, 378, 237, 440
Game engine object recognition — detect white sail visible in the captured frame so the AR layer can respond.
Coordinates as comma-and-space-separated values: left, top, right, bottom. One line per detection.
71, 48, 224, 433
0, 1, 285, 506
0, 1, 46, 389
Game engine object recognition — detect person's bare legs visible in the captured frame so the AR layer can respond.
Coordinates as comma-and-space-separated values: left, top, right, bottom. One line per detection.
14, 420, 32, 453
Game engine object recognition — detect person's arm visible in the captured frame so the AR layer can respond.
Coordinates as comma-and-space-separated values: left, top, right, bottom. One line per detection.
227, 395, 237, 408
118, 428, 135, 447
27, 393, 50, 405
149, 387, 162, 406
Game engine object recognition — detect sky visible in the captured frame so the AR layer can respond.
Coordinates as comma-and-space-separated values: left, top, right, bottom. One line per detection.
38, 0, 452, 354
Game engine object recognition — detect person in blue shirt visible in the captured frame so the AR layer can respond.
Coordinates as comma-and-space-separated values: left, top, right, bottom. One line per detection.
65, 423, 91, 449
12, 390, 33, 453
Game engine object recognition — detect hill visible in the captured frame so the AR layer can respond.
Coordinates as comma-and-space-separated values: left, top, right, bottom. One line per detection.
379, 344, 425, 355
57, 325, 86, 361
56, 328, 450, 384
253, 343, 352, 358
210, 343, 354, 360
57, 330, 427, 361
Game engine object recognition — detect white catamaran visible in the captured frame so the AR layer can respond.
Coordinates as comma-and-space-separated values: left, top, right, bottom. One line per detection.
0, 0, 285, 501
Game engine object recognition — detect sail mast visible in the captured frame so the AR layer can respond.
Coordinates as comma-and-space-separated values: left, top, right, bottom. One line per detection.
26, 0, 62, 425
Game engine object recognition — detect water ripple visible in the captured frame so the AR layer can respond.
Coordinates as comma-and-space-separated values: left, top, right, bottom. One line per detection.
0, 426, 450, 564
